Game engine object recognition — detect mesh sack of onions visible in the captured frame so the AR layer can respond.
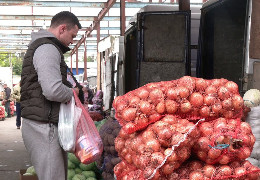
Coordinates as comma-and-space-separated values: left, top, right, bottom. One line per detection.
165, 159, 260, 180
113, 76, 246, 134
95, 117, 121, 180
193, 118, 256, 165
114, 115, 202, 179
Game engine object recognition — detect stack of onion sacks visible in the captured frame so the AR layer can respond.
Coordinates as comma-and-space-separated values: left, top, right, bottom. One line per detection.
114, 115, 200, 179
162, 159, 260, 180
193, 118, 256, 165
113, 76, 246, 134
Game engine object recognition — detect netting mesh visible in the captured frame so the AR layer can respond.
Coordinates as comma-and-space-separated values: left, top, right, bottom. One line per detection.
193, 118, 255, 165
113, 76, 246, 134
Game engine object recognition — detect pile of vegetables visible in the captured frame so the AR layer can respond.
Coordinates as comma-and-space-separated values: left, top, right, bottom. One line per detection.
96, 117, 121, 180
0, 106, 5, 120
112, 76, 260, 179
68, 153, 101, 180
113, 76, 248, 134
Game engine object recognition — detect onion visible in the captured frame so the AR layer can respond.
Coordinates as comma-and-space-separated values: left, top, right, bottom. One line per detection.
240, 122, 252, 134
232, 94, 244, 110
156, 101, 165, 114
165, 100, 178, 114
149, 88, 164, 103
203, 165, 216, 178
136, 87, 150, 99
115, 137, 125, 151
129, 96, 141, 107
139, 100, 152, 114
199, 106, 210, 117
189, 160, 203, 171
166, 87, 179, 100
197, 137, 211, 150
207, 148, 221, 159
205, 85, 217, 95
162, 163, 175, 175
121, 108, 137, 121
237, 147, 251, 160
218, 86, 231, 100
148, 113, 162, 123
142, 130, 156, 140
145, 138, 161, 152
134, 116, 148, 127
195, 78, 208, 91
211, 79, 221, 87
178, 86, 190, 98
199, 122, 214, 136
197, 150, 207, 161
204, 95, 216, 106
218, 165, 232, 176
249, 134, 256, 147
171, 132, 184, 145
162, 115, 178, 124
229, 161, 240, 168
118, 128, 129, 139
222, 99, 233, 110
123, 122, 135, 133
213, 118, 227, 131
223, 110, 234, 119
157, 127, 172, 140
180, 101, 192, 113
190, 92, 204, 107
116, 100, 128, 112
234, 167, 246, 177
164, 148, 178, 162
177, 147, 190, 160
219, 155, 230, 164
212, 103, 222, 114
178, 76, 195, 90
150, 152, 165, 166
124, 153, 132, 164
225, 81, 239, 93
189, 171, 204, 180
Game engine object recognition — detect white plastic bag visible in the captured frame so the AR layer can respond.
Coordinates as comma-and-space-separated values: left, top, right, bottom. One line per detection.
58, 96, 82, 152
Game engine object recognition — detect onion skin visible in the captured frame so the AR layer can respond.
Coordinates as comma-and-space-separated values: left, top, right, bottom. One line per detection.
190, 92, 204, 107
203, 165, 216, 178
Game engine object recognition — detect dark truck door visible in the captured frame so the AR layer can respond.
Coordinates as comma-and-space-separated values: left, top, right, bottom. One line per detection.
196, 0, 250, 93
124, 10, 191, 93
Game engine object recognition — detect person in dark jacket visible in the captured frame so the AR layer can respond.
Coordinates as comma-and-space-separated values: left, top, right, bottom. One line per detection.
3, 84, 11, 118
20, 11, 81, 180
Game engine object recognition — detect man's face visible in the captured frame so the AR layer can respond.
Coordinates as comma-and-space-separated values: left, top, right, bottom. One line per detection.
59, 24, 79, 47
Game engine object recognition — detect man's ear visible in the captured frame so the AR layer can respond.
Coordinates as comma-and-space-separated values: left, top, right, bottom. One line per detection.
59, 24, 66, 34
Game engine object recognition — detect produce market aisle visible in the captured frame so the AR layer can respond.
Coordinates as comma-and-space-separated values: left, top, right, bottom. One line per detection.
0, 116, 32, 180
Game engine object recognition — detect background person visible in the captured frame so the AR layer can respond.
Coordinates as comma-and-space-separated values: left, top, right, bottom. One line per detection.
3, 84, 11, 118
20, 11, 81, 180
12, 81, 21, 129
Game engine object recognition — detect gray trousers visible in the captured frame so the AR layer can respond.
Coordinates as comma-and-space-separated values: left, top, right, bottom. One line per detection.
22, 118, 67, 180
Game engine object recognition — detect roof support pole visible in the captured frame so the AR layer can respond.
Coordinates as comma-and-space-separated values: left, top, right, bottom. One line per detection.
179, 0, 190, 11
120, 0, 126, 36
70, 54, 73, 72
96, 22, 101, 90
84, 39, 87, 81
76, 50, 78, 75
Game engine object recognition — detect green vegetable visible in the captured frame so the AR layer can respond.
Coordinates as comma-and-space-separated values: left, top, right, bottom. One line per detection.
74, 167, 82, 174
79, 162, 95, 171
68, 160, 76, 169
26, 166, 37, 176
82, 171, 96, 178
68, 153, 81, 165
23, 173, 33, 176
86, 177, 97, 180
72, 174, 86, 180
67, 169, 75, 180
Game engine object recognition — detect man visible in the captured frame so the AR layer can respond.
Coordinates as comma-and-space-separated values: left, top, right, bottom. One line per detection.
12, 81, 21, 129
3, 84, 11, 118
20, 11, 81, 180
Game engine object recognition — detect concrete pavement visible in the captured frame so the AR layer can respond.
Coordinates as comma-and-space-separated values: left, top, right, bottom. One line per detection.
0, 116, 32, 180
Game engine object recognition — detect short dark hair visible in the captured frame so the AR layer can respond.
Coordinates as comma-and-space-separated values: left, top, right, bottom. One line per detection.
50, 11, 82, 29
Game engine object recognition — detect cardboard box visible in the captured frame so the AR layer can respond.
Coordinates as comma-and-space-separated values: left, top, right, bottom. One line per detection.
19, 169, 38, 180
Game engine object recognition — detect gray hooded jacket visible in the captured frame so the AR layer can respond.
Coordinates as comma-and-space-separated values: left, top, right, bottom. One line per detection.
21, 29, 73, 123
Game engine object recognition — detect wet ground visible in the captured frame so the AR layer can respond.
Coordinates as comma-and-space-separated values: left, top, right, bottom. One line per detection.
0, 116, 31, 180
